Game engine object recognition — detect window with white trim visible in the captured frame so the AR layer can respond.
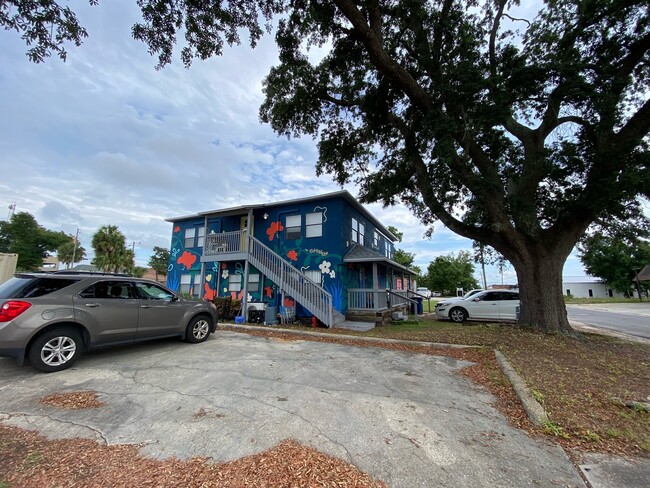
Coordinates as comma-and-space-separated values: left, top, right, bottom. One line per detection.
306, 212, 323, 238
184, 228, 196, 248
197, 226, 205, 247
286, 214, 302, 240
305, 270, 321, 284
351, 218, 365, 245
229, 274, 242, 292
180, 273, 195, 296
373, 230, 379, 248
247, 273, 260, 293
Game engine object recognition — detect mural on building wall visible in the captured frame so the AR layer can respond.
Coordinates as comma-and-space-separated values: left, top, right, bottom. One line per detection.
215, 262, 262, 303
202, 262, 220, 301
264, 206, 359, 313
166, 224, 201, 294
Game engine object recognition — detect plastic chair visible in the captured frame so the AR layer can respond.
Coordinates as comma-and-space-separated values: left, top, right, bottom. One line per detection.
279, 306, 295, 325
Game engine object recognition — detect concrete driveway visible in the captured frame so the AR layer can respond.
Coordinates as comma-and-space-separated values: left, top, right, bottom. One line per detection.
0, 330, 584, 487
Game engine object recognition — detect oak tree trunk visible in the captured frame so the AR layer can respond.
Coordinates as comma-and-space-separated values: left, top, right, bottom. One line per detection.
510, 246, 573, 335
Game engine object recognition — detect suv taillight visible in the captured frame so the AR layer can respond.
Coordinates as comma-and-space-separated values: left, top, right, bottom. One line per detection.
0, 301, 32, 322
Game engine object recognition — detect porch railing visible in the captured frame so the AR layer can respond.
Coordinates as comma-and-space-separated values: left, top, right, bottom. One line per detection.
347, 289, 417, 311
347, 289, 388, 311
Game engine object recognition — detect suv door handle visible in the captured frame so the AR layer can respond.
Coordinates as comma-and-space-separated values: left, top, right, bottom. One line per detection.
85, 303, 100, 308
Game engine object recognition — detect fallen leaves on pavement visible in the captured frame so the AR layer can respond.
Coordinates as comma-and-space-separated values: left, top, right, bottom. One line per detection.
0, 424, 387, 488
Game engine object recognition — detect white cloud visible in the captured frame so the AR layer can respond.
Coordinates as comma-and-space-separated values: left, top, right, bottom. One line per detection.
0, 2, 587, 278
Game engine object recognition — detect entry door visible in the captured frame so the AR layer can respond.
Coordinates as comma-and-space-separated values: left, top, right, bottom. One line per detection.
240, 216, 254, 250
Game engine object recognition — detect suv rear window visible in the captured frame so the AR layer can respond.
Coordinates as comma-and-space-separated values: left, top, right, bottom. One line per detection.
0, 276, 80, 299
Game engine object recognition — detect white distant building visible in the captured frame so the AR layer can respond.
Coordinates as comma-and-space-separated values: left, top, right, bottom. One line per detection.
562, 276, 626, 298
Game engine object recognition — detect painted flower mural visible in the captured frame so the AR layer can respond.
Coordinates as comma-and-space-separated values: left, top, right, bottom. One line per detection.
222, 269, 229, 279
266, 221, 284, 241
177, 251, 197, 269
203, 283, 217, 301
173, 225, 181, 233
319, 260, 332, 275
287, 250, 298, 261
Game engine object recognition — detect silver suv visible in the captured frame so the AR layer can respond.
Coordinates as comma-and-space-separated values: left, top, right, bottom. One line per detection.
0, 272, 218, 372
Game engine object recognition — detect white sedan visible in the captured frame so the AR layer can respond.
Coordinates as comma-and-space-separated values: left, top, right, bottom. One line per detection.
435, 290, 520, 323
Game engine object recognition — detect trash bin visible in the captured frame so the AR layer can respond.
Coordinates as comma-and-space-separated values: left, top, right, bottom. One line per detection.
265, 306, 278, 325
415, 296, 423, 315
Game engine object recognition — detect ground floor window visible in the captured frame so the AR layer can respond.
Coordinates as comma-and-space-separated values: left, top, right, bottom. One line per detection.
180, 274, 196, 296
247, 273, 260, 293
229, 274, 242, 292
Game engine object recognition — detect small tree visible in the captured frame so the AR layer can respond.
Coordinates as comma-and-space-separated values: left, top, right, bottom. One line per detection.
148, 246, 170, 281
57, 239, 87, 269
427, 252, 479, 296
0, 212, 68, 270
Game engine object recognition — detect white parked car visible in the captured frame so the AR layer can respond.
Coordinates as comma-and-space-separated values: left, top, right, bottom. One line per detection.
435, 290, 520, 323
442, 288, 485, 303
416, 287, 431, 299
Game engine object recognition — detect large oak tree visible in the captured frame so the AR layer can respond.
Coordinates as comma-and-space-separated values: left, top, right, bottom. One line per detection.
4, 0, 649, 333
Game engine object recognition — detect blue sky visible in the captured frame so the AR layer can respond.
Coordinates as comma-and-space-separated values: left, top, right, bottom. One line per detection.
0, 1, 588, 284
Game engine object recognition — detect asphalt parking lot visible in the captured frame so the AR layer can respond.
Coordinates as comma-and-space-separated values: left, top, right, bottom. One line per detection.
0, 330, 585, 487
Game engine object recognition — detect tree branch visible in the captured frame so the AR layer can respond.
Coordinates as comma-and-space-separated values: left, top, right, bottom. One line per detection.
332, 0, 433, 111
614, 97, 650, 150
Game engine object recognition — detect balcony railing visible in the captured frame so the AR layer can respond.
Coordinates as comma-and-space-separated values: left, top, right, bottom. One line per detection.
204, 231, 244, 256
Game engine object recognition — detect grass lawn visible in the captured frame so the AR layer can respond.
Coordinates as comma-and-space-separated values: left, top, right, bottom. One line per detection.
270, 316, 649, 457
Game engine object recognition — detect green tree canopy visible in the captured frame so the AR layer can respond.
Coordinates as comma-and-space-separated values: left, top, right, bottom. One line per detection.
426, 252, 479, 296
578, 234, 650, 295
148, 246, 170, 280
57, 239, 87, 269
4, 1, 649, 335
578, 209, 650, 296
91, 225, 131, 273
0, 212, 69, 271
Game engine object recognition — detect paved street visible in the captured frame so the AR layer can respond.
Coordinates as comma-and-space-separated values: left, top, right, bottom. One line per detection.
0, 331, 584, 487
567, 302, 650, 340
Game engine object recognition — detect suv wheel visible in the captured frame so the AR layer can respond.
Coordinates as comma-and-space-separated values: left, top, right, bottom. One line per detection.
29, 327, 83, 373
185, 315, 211, 343
449, 307, 468, 323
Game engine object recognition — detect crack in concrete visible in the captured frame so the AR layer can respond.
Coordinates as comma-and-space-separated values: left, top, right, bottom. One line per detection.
0, 410, 109, 445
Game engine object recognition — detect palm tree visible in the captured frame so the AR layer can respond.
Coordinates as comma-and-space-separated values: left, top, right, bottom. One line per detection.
91, 225, 129, 273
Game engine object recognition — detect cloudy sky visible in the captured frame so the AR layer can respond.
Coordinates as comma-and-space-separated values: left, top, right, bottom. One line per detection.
0, 1, 588, 283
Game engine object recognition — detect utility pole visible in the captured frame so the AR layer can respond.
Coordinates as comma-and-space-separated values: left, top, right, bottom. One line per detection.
70, 229, 79, 269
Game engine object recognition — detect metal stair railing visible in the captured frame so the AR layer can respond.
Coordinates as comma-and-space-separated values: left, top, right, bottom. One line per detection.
247, 235, 333, 327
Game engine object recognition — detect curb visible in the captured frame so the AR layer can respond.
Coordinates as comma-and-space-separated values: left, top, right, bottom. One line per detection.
222, 323, 476, 349
494, 350, 549, 425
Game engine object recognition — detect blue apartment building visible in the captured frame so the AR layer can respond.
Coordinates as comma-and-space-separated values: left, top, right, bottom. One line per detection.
165, 191, 416, 327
